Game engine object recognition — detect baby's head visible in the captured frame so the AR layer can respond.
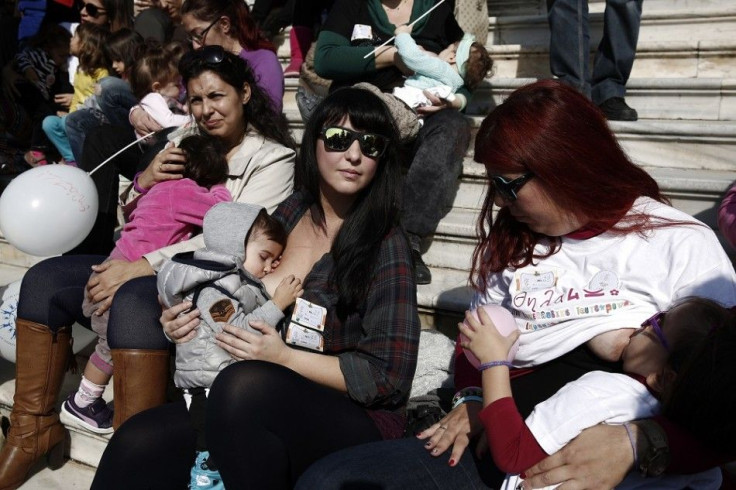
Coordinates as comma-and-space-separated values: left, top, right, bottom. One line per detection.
443, 34, 493, 91
622, 297, 733, 394
129, 41, 182, 100
177, 134, 228, 189
660, 299, 736, 453
103, 28, 144, 79
242, 210, 287, 279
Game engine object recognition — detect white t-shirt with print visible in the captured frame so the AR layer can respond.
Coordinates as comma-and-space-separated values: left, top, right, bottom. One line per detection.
472, 197, 736, 367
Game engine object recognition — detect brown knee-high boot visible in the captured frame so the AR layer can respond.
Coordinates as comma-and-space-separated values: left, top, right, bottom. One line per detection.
111, 349, 169, 430
0, 319, 71, 490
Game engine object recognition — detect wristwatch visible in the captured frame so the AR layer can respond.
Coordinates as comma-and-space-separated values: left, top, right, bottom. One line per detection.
637, 420, 670, 477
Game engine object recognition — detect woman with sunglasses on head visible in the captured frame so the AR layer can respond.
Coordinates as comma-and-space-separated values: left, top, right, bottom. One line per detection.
91, 86, 420, 489
0, 48, 295, 490
295, 79, 736, 489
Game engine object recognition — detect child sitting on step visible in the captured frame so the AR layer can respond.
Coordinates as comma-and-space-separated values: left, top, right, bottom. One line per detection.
157, 202, 303, 490
459, 297, 735, 489
60, 134, 232, 434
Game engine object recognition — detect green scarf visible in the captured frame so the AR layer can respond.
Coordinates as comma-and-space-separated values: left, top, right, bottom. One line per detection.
367, 0, 439, 36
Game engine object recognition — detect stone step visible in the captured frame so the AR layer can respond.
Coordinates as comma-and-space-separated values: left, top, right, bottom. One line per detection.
488, 6, 736, 46
469, 77, 736, 121
488, 0, 733, 17
487, 40, 736, 80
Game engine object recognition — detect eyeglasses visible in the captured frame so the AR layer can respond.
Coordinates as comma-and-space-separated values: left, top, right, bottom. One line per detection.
319, 126, 388, 159
633, 311, 670, 352
79, 1, 106, 18
490, 173, 533, 202
186, 17, 221, 45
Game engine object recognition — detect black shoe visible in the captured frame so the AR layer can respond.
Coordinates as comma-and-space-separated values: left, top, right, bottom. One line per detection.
412, 249, 432, 285
598, 97, 638, 121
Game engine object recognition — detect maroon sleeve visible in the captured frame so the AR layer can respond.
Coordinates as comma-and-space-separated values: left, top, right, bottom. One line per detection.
453, 335, 482, 390
479, 397, 548, 474
654, 415, 736, 473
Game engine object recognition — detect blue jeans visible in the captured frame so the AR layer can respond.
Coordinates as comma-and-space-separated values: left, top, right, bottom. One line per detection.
295, 437, 496, 489
547, 0, 643, 104
66, 77, 137, 161
42, 114, 74, 162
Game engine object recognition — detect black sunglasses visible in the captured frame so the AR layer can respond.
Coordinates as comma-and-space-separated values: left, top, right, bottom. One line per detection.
179, 45, 233, 76
186, 17, 220, 45
319, 126, 389, 159
79, 1, 106, 18
490, 172, 534, 201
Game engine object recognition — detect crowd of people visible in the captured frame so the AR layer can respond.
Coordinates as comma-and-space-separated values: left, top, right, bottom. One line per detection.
0, 0, 734, 489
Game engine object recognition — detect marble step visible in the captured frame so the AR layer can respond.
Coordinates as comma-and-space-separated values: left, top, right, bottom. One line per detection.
487, 40, 736, 80
488, 0, 733, 18
488, 6, 736, 46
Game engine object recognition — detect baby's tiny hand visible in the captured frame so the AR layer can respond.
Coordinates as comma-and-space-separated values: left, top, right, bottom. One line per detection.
395, 24, 412, 36
272, 275, 303, 311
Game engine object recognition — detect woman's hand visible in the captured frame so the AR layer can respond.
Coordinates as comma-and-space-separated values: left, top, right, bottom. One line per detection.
86, 259, 154, 314
136, 145, 187, 191
416, 401, 485, 465
130, 106, 164, 135
160, 300, 200, 343
54, 93, 73, 109
416, 91, 459, 116
521, 425, 633, 489
215, 321, 292, 365
458, 307, 520, 364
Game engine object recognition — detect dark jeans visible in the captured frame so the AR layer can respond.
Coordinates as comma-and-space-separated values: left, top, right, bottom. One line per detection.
295, 346, 623, 490
66, 77, 137, 162
402, 109, 470, 240
93, 362, 383, 490
18, 255, 169, 349
547, 0, 643, 104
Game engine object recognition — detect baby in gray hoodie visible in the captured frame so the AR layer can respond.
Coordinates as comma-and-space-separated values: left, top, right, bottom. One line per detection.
157, 202, 302, 484
157, 201, 302, 390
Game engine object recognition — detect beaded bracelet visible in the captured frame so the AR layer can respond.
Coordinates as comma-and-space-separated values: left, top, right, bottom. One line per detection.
132, 171, 150, 195
623, 422, 638, 466
478, 360, 513, 371
451, 386, 483, 409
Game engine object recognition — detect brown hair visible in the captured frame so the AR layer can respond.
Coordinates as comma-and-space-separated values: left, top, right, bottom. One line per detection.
75, 23, 110, 75
177, 134, 228, 189
247, 210, 287, 249
462, 42, 493, 91
129, 41, 181, 100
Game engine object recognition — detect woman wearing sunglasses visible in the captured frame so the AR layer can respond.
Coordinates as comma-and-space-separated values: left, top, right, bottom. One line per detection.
0, 48, 296, 489
89, 86, 420, 489
294, 79, 736, 489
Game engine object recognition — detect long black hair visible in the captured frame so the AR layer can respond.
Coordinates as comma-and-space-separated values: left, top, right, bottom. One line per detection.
179, 46, 294, 150
297, 87, 404, 311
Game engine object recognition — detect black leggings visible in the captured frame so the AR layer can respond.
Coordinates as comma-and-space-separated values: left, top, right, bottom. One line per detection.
18, 255, 168, 349
93, 361, 383, 490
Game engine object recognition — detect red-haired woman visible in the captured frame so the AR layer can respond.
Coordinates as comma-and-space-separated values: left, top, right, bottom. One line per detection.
180, 0, 284, 112
295, 79, 736, 489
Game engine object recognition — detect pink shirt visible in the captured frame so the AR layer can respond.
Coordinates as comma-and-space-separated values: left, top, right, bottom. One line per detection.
112, 178, 231, 262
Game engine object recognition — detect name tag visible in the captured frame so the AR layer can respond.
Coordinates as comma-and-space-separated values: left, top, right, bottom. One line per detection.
285, 323, 325, 352
292, 298, 326, 332
352, 24, 373, 42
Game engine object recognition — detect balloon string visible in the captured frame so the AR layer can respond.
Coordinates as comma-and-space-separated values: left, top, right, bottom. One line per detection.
363, 0, 447, 59
87, 131, 157, 176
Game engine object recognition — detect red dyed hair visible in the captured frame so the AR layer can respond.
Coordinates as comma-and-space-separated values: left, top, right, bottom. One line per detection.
181, 0, 275, 53
470, 80, 670, 292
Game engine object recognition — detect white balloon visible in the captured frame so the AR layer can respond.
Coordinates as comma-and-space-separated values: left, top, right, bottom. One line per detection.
0, 166, 98, 256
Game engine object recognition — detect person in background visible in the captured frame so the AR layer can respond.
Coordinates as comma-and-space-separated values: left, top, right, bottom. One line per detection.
547, 0, 642, 121
718, 182, 736, 251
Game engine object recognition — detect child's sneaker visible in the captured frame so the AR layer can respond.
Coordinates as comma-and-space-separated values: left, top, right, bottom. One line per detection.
190, 451, 224, 490
60, 393, 113, 434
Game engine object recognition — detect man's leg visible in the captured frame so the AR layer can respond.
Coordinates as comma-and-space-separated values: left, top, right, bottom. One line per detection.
547, 0, 592, 97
